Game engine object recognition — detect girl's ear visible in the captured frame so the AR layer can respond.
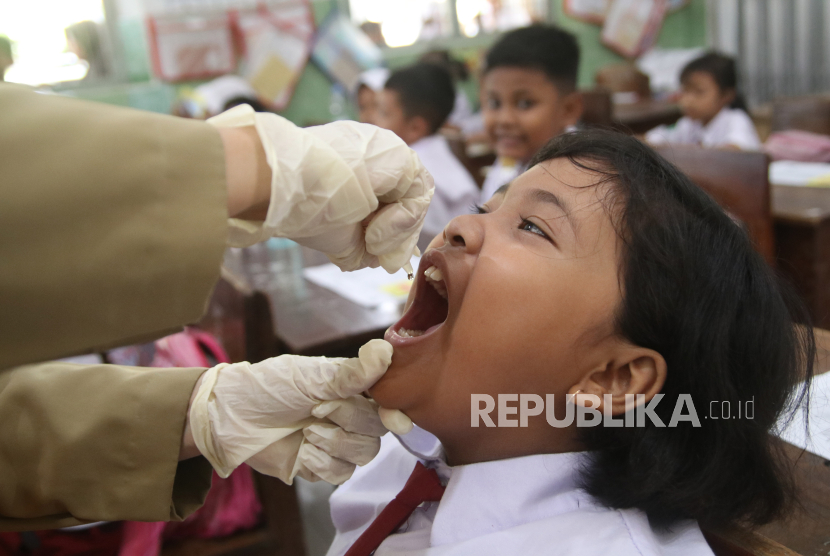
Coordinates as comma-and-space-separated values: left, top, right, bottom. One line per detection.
570, 346, 666, 415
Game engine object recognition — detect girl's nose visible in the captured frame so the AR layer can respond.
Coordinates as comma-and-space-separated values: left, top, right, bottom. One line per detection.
443, 213, 484, 254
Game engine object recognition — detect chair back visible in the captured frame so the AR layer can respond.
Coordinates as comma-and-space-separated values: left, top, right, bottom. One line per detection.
654, 145, 775, 266
771, 95, 830, 136
595, 63, 651, 98
580, 89, 614, 128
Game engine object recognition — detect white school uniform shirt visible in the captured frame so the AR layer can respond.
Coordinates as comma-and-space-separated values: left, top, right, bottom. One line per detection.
480, 158, 526, 203
646, 107, 761, 151
326, 428, 715, 556
411, 134, 481, 238
479, 127, 579, 203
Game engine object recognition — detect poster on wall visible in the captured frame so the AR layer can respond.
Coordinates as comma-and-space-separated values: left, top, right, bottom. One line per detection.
563, 0, 613, 25
564, 0, 685, 26
667, 0, 690, 12
235, 0, 315, 110
311, 13, 383, 93
601, 0, 668, 58
147, 13, 236, 81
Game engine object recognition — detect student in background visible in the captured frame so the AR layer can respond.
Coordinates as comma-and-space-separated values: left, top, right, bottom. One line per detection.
354, 68, 390, 126
418, 50, 479, 134
479, 24, 583, 202
646, 52, 761, 150
376, 63, 480, 246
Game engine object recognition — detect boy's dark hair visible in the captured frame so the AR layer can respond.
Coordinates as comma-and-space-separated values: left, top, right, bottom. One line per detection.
419, 50, 469, 82
223, 96, 270, 113
681, 51, 748, 112
529, 129, 814, 530
484, 24, 579, 93
384, 63, 456, 134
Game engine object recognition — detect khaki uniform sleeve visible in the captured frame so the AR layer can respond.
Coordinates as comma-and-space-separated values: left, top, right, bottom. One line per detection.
0, 84, 228, 370
0, 362, 214, 531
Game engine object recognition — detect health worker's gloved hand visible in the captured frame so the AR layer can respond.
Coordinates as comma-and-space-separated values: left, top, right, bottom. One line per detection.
189, 339, 397, 485
208, 105, 434, 273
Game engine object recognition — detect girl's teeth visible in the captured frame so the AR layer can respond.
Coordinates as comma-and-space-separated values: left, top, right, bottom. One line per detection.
424, 265, 444, 281
398, 328, 424, 338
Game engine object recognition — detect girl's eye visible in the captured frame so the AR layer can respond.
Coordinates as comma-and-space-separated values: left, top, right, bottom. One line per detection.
486, 98, 500, 110
520, 218, 548, 238
471, 204, 488, 215
516, 98, 536, 110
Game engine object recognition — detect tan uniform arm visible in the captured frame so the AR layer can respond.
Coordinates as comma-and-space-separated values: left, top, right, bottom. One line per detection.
0, 84, 228, 370
0, 85, 230, 529
0, 362, 213, 531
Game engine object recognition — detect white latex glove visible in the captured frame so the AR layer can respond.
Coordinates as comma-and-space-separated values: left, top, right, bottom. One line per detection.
208, 105, 434, 273
189, 339, 394, 484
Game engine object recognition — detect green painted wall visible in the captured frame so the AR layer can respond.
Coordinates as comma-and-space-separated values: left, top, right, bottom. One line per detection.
67, 0, 706, 123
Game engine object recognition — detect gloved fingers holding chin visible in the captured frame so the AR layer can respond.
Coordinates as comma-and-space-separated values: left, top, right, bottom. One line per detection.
312, 395, 388, 437
303, 422, 381, 467
297, 441, 357, 485
298, 339, 392, 402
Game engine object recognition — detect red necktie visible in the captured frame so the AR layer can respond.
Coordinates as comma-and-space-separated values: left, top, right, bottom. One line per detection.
344, 462, 446, 556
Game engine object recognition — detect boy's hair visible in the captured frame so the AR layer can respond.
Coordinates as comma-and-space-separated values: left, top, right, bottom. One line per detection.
681, 51, 747, 111
419, 50, 469, 82
223, 96, 270, 113
529, 129, 814, 530
484, 24, 579, 93
384, 64, 456, 134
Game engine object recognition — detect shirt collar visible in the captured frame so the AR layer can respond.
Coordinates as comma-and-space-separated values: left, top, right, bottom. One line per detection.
396, 427, 591, 546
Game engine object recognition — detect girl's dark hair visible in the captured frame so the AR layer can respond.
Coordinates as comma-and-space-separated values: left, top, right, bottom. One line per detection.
681, 51, 748, 112
529, 129, 814, 530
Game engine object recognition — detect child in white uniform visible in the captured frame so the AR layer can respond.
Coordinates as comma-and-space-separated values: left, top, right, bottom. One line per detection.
646, 52, 761, 150
328, 130, 814, 555
376, 64, 480, 244
479, 25, 584, 202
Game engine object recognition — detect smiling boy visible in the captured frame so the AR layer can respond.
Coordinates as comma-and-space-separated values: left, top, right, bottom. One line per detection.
479, 25, 584, 202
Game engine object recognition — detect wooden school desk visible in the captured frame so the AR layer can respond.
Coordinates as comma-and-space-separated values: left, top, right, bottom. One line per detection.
612, 99, 682, 135
773, 185, 830, 329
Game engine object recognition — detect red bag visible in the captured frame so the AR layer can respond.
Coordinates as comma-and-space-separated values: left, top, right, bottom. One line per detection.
765, 129, 830, 162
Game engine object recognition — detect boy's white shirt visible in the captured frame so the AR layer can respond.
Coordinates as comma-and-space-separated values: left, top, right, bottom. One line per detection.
479, 126, 580, 203
410, 134, 481, 238
326, 428, 715, 556
480, 158, 526, 203
645, 107, 761, 151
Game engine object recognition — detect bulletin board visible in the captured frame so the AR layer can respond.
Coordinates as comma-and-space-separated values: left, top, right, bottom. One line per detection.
147, 13, 236, 81
147, 0, 314, 110
565, 0, 686, 25
234, 1, 315, 110
601, 0, 668, 58
563, 0, 613, 25
311, 12, 383, 93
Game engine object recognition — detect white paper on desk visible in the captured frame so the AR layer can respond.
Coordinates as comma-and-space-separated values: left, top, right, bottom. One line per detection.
303, 258, 419, 308
775, 371, 830, 460
769, 161, 830, 187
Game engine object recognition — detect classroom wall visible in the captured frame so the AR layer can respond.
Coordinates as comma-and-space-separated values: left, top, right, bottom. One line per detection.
69, 0, 707, 124
552, 0, 708, 88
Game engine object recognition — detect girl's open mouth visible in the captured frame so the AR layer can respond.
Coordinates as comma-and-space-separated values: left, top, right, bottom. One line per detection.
385, 252, 450, 346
